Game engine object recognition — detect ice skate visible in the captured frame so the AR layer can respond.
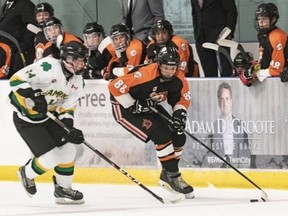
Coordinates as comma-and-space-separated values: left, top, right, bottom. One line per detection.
17, 166, 37, 197
53, 175, 85, 204
159, 170, 195, 199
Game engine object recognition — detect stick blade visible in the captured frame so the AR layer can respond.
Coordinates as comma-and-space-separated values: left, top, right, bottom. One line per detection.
161, 193, 186, 204
260, 190, 269, 202
27, 24, 42, 34
202, 42, 219, 51
217, 39, 238, 50
217, 27, 231, 42
56, 35, 64, 49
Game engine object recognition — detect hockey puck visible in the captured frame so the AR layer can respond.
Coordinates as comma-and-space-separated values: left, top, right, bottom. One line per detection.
250, 199, 259, 202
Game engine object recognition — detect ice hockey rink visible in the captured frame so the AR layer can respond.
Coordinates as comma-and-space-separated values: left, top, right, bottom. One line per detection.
0, 181, 287, 216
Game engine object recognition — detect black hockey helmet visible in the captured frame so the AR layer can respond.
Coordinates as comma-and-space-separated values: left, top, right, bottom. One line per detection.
158, 46, 180, 66
110, 23, 131, 52
83, 21, 105, 35
110, 23, 131, 38
60, 41, 89, 75
157, 46, 180, 81
34, 2, 54, 16
43, 17, 62, 28
60, 41, 88, 60
233, 52, 254, 68
43, 17, 63, 42
151, 19, 173, 37
255, 3, 279, 33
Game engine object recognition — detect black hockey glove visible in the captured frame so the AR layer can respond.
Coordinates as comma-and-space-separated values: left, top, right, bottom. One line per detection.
64, 127, 84, 144
17, 88, 47, 115
280, 67, 288, 83
89, 52, 107, 70
103, 61, 119, 81
239, 68, 253, 87
129, 98, 157, 114
169, 109, 187, 134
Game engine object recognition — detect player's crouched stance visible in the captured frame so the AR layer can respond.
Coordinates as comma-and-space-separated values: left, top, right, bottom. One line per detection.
9, 41, 88, 204
108, 46, 194, 199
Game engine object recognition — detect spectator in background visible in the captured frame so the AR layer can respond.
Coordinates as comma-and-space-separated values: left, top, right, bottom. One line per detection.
233, 51, 254, 77
240, 3, 287, 86
102, 23, 146, 81
190, 0, 237, 77
204, 82, 251, 168
0, 0, 36, 78
146, 19, 199, 77
42, 17, 82, 59
82, 21, 107, 79
33, 2, 55, 61
121, 0, 164, 44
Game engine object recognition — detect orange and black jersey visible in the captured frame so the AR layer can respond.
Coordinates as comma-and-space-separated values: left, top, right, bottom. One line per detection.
108, 62, 191, 111
104, 38, 146, 79
258, 27, 288, 76
43, 32, 82, 59
146, 35, 196, 77
0, 42, 11, 78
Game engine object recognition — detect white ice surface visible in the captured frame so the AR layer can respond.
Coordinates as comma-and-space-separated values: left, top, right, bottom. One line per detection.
0, 181, 287, 216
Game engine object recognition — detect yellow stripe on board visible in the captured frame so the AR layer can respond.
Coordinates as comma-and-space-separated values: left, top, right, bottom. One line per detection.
1, 166, 288, 189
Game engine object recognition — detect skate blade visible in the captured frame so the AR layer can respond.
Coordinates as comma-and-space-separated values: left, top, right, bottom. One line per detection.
159, 179, 195, 199
17, 171, 35, 198
55, 197, 85, 205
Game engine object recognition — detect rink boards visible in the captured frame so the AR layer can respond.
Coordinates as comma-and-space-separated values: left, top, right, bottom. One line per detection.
0, 78, 288, 189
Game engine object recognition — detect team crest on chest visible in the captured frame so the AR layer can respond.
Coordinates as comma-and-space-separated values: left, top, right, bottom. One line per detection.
142, 119, 152, 130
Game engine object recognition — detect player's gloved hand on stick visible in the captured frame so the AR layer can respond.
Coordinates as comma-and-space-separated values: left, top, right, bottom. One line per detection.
129, 98, 156, 114
89, 52, 107, 69
280, 67, 288, 83
169, 109, 187, 134
103, 61, 119, 81
18, 88, 47, 115
64, 127, 84, 144
239, 63, 260, 87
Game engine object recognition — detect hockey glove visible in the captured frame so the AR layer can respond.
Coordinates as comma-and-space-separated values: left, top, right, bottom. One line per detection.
280, 67, 288, 83
129, 98, 157, 114
169, 109, 187, 134
239, 69, 253, 87
239, 63, 260, 87
89, 52, 107, 70
64, 127, 84, 144
103, 61, 119, 81
17, 88, 47, 115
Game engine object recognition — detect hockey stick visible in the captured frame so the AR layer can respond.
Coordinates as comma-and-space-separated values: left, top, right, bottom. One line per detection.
0, 30, 27, 66
56, 35, 63, 49
202, 42, 238, 76
27, 24, 42, 34
217, 39, 249, 62
46, 112, 185, 204
150, 107, 269, 202
213, 27, 232, 75
216, 27, 232, 43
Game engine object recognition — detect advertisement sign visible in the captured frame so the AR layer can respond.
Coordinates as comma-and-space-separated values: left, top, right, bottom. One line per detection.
1, 79, 288, 169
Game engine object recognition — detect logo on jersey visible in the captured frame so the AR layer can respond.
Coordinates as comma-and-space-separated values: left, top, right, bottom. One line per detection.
130, 49, 137, 57
142, 118, 152, 130
150, 91, 168, 102
181, 43, 186, 50
276, 42, 283, 51
41, 62, 52, 72
133, 71, 142, 79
